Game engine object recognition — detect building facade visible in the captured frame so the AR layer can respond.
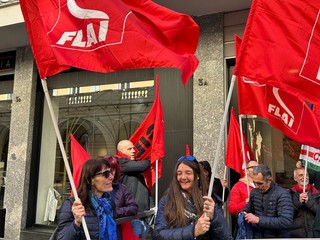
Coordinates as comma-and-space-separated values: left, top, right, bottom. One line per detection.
0, 1, 302, 239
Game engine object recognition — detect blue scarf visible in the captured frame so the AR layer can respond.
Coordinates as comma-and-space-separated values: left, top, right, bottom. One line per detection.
90, 193, 117, 240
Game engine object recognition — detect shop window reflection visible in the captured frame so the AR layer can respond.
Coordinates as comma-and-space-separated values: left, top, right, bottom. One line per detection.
36, 72, 154, 225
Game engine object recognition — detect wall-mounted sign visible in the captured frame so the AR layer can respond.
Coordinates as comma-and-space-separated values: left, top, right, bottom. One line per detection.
0, 51, 15, 72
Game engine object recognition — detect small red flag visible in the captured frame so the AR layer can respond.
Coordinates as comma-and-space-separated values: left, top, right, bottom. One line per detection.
121, 222, 143, 240
130, 75, 165, 192
70, 133, 91, 190
185, 144, 191, 156
234, 0, 320, 105
19, 0, 199, 84
226, 108, 254, 177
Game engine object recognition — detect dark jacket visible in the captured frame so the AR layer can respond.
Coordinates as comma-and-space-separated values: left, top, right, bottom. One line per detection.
111, 181, 138, 218
314, 205, 320, 237
243, 182, 293, 238
153, 196, 232, 240
118, 157, 151, 212
57, 197, 115, 240
289, 184, 319, 238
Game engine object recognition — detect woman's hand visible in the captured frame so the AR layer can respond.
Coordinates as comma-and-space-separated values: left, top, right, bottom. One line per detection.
203, 196, 215, 220
72, 199, 86, 227
194, 213, 211, 237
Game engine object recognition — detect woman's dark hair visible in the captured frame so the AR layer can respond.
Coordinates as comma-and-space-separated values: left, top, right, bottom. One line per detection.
199, 161, 212, 179
104, 155, 121, 181
164, 157, 208, 227
77, 159, 110, 210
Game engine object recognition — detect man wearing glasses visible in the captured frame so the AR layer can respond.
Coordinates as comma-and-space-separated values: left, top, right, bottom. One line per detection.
242, 164, 294, 238
228, 160, 259, 216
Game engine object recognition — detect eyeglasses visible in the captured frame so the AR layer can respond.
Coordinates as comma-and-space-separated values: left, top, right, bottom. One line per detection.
177, 156, 196, 162
94, 170, 112, 178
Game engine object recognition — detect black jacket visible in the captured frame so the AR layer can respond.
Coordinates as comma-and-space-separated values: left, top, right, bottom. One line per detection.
118, 157, 151, 212
289, 185, 319, 238
243, 182, 294, 238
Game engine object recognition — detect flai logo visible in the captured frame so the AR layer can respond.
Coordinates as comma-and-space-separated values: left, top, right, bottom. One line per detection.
47, 0, 130, 51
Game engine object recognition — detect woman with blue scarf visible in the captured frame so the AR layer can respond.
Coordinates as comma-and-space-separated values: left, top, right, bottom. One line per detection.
57, 159, 117, 240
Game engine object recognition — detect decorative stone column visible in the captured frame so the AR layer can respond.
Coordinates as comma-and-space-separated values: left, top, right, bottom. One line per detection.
4, 46, 37, 239
193, 13, 225, 178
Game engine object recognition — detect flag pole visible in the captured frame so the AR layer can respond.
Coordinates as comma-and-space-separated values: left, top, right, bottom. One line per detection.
155, 159, 159, 211
239, 115, 250, 198
303, 145, 310, 193
208, 75, 236, 197
41, 79, 91, 240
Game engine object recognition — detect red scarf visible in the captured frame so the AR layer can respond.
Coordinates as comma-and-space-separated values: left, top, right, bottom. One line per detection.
292, 183, 319, 194
114, 151, 131, 159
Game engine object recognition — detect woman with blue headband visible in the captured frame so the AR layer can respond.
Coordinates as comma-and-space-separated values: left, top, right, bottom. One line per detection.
153, 155, 231, 240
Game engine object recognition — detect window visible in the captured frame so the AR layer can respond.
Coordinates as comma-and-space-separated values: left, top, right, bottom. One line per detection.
36, 70, 154, 224
0, 78, 13, 209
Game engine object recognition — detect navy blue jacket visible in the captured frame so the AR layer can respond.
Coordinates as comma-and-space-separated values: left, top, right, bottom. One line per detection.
57, 197, 116, 240
243, 182, 294, 238
153, 196, 232, 240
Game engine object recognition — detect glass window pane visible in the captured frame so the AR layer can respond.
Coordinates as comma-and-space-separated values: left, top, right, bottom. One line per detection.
0, 79, 13, 209
36, 70, 154, 224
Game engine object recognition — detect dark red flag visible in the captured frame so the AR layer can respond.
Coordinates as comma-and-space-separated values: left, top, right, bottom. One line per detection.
226, 108, 254, 177
130, 75, 165, 192
234, 0, 320, 105
19, 0, 199, 84
70, 133, 91, 190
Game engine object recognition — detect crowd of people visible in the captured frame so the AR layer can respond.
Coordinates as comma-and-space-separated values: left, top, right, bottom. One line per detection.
54, 140, 320, 239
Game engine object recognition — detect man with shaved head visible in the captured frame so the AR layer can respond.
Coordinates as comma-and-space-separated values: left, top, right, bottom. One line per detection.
116, 140, 151, 212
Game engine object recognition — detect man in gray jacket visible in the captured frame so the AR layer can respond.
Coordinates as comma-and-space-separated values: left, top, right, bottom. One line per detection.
243, 164, 294, 238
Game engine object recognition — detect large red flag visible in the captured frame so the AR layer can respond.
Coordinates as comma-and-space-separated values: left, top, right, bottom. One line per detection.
19, 0, 199, 84
130, 75, 165, 192
234, 0, 320, 105
226, 108, 254, 177
70, 133, 91, 190
236, 35, 320, 149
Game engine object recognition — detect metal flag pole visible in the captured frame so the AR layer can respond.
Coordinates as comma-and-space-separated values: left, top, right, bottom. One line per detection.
41, 79, 91, 240
208, 75, 236, 197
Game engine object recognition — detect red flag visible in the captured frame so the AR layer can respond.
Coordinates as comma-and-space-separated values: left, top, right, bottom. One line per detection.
236, 35, 320, 149
235, 35, 267, 118
130, 75, 165, 192
70, 133, 91, 190
120, 222, 143, 240
226, 108, 254, 177
19, 0, 199, 84
185, 144, 191, 156
234, 0, 320, 105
